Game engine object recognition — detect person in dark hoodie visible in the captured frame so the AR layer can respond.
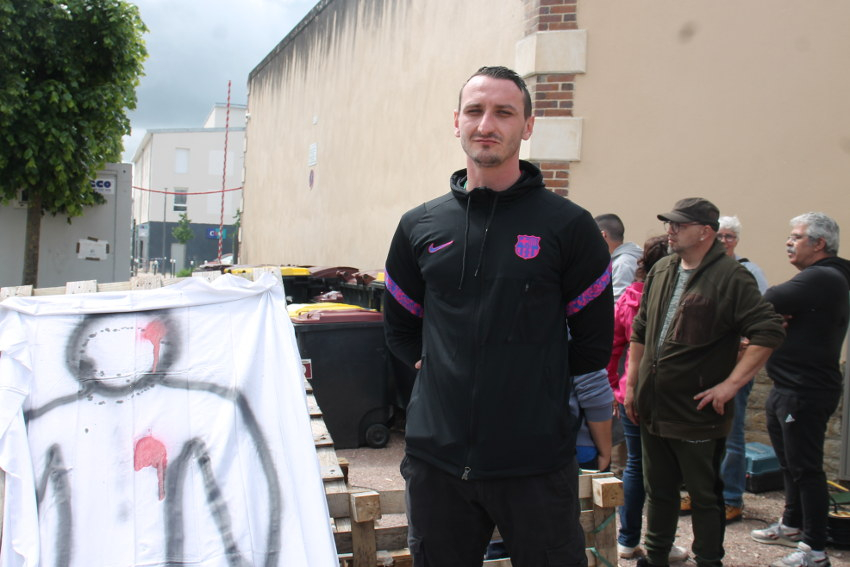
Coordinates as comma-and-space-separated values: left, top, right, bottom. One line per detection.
751, 212, 850, 567
383, 66, 613, 567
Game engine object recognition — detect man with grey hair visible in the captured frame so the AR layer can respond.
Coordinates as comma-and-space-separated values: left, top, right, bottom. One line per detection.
751, 212, 850, 567
715, 215, 768, 523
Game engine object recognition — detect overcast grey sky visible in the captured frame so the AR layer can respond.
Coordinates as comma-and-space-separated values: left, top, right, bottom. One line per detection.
122, 0, 317, 161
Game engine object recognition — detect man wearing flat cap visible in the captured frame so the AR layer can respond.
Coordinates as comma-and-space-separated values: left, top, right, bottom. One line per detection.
624, 198, 785, 567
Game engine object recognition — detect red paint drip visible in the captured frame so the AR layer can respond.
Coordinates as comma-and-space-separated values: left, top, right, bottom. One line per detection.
134, 435, 167, 501
139, 319, 167, 372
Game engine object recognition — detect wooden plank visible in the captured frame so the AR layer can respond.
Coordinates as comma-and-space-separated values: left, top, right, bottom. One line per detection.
333, 525, 408, 555
316, 447, 344, 482
377, 489, 406, 515
0, 285, 33, 300
387, 549, 413, 567
591, 503, 617, 567
96, 281, 133, 293
312, 416, 334, 447
306, 394, 322, 417
579, 471, 613, 499
131, 274, 166, 288
593, 476, 624, 508
32, 286, 67, 296
350, 490, 381, 523
346, 487, 406, 516
350, 491, 379, 567
65, 280, 98, 294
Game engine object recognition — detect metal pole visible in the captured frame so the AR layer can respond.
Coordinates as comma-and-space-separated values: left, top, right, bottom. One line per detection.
218, 80, 232, 262
162, 188, 166, 261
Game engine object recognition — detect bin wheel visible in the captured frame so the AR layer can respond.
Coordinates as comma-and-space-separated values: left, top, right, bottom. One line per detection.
365, 423, 390, 448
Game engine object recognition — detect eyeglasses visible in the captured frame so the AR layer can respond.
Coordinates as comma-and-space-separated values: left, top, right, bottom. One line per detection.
787, 233, 809, 242
717, 233, 738, 242
663, 221, 700, 233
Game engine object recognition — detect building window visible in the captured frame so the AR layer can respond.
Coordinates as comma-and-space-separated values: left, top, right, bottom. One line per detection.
175, 148, 190, 174
173, 187, 188, 211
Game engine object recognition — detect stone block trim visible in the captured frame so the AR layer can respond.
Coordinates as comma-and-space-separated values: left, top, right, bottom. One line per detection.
521, 0, 581, 195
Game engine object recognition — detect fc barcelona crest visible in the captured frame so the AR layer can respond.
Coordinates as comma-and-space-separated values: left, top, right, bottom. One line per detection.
515, 235, 541, 260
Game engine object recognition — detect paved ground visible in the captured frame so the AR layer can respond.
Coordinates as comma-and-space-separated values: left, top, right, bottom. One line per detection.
337, 430, 850, 567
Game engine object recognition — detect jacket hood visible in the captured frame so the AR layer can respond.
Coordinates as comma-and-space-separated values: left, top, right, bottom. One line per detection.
815, 256, 850, 286
619, 281, 644, 310
612, 241, 642, 261
450, 160, 545, 202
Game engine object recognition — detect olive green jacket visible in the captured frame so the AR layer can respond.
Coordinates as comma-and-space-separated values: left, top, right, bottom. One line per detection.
631, 240, 785, 440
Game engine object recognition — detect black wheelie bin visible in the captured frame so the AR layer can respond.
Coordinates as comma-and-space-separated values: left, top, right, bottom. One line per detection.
291, 304, 394, 449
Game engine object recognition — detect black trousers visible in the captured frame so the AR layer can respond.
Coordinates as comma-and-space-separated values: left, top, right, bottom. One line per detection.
766, 387, 840, 551
401, 454, 588, 567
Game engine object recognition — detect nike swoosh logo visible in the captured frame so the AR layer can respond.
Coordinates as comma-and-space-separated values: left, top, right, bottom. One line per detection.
428, 240, 454, 253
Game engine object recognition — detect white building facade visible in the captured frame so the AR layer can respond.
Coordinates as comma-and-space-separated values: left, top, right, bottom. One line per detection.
131, 104, 246, 270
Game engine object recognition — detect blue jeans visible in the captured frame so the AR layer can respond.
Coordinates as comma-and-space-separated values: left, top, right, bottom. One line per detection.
617, 404, 645, 548
720, 379, 753, 507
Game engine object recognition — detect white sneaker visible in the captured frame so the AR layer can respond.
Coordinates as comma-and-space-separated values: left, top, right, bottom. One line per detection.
618, 543, 643, 559
769, 542, 831, 567
669, 545, 689, 563
752, 520, 803, 548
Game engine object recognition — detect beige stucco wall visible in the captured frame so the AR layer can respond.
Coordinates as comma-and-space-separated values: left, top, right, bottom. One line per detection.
570, 1, 850, 285
242, 0, 524, 269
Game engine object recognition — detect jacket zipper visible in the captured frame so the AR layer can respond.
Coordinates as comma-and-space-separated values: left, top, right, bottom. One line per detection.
462, 203, 488, 480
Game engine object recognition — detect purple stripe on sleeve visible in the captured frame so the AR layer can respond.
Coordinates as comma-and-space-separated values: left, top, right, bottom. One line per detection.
566, 262, 612, 317
386, 272, 424, 318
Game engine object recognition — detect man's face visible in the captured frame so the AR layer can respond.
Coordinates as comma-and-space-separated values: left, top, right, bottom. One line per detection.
786, 223, 821, 270
716, 229, 738, 257
666, 221, 707, 255
454, 75, 534, 169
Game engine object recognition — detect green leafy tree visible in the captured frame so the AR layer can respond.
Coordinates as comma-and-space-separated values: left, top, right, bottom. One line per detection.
171, 213, 194, 245
0, 0, 147, 285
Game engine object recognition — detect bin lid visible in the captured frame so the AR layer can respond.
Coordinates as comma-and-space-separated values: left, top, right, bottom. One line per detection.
288, 302, 382, 323
281, 266, 311, 276
224, 265, 311, 277
291, 310, 383, 323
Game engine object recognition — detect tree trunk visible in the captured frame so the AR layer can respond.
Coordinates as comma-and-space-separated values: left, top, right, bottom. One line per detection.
22, 191, 43, 286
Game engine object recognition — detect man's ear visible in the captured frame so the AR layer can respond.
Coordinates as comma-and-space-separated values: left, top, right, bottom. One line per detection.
522, 115, 535, 140
454, 109, 460, 138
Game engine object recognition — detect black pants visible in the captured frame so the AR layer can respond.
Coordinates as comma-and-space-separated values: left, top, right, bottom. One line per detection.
401, 454, 587, 567
766, 387, 840, 551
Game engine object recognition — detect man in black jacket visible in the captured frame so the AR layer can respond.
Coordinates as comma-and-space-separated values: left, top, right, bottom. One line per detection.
383, 66, 613, 567
751, 212, 850, 567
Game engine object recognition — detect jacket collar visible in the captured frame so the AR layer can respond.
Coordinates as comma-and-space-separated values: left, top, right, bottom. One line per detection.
449, 160, 545, 203
667, 239, 728, 276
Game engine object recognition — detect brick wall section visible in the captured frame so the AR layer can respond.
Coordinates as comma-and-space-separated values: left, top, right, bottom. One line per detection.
746, 369, 845, 480
523, 0, 578, 197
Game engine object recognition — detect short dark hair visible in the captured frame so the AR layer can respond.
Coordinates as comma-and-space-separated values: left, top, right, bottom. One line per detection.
458, 66, 532, 119
595, 214, 625, 242
636, 235, 669, 281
